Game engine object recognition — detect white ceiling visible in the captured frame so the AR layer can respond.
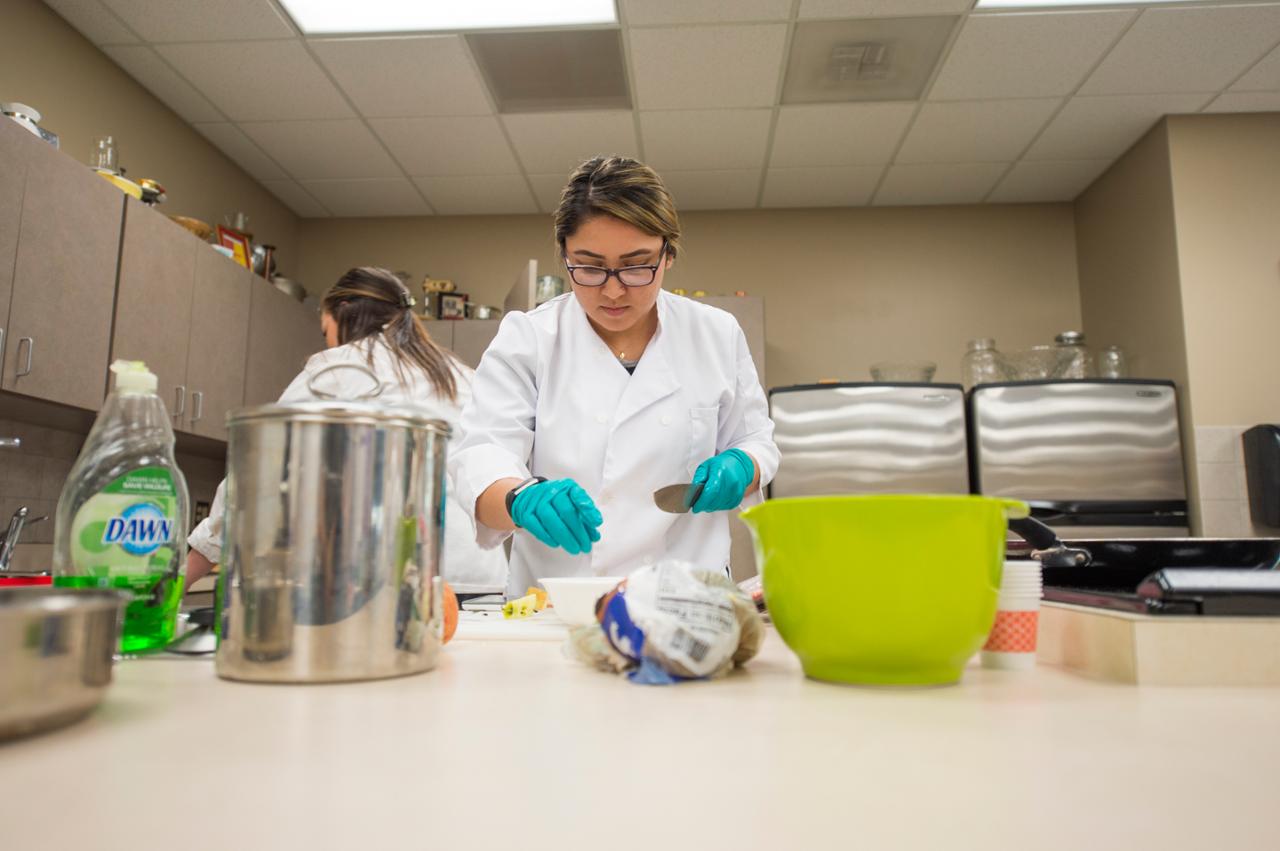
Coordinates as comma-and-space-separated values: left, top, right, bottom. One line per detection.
43, 0, 1280, 217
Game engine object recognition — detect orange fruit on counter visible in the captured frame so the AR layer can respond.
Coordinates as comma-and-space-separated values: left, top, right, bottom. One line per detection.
443, 582, 459, 644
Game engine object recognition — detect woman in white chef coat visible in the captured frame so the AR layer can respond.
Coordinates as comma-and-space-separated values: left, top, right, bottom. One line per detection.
185, 266, 507, 592
450, 156, 778, 596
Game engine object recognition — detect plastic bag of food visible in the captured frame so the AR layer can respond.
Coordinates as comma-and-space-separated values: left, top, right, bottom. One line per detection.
566, 560, 764, 684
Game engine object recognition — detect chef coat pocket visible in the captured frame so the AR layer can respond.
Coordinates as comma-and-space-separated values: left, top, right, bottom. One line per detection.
687, 407, 720, 477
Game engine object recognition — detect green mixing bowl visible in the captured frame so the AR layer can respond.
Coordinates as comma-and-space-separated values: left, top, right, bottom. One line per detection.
740, 495, 1028, 686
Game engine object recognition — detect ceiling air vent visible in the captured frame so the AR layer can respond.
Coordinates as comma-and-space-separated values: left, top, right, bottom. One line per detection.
467, 29, 631, 113
782, 16, 958, 104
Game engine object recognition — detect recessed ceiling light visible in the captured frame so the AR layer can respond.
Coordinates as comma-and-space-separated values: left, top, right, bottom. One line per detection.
976, 0, 1197, 7
279, 0, 617, 35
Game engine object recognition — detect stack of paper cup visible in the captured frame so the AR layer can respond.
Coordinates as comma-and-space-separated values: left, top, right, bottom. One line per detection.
981, 560, 1043, 670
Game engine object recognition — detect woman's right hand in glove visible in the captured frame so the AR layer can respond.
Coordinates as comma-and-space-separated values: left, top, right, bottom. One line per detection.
511, 478, 603, 555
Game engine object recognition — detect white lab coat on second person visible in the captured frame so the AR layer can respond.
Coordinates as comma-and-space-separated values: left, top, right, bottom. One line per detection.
188, 334, 508, 591
450, 290, 779, 596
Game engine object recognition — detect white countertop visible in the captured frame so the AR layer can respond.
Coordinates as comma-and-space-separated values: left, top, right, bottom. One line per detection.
3, 627, 1278, 850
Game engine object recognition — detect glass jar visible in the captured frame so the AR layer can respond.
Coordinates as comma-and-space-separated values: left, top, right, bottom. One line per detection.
1054, 331, 1093, 379
91, 135, 117, 174
1098, 345, 1128, 379
961, 338, 1007, 388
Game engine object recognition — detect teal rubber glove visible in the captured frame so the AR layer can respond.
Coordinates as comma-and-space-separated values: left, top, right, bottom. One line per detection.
691, 448, 756, 514
511, 478, 603, 555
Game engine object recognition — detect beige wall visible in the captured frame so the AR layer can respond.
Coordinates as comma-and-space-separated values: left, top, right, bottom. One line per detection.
1074, 122, 1191, 391
1, 0, 300, 276
1167, 112, 1280, 427
299, 204, 1083, 389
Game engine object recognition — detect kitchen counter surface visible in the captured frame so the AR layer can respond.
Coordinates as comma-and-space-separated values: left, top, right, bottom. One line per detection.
3, 627, 1277, 850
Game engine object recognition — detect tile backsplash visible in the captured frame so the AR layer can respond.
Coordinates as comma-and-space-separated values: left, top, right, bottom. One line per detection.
0, 417, 225, 551
1193, 425, 1278, 538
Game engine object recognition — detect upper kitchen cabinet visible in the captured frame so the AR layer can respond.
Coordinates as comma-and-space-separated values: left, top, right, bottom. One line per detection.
423, 319, 455, 353
452, 320, 500, 369
0, 119, 31, 344
2, 131, 124, 410
243, 282, 321, 407
112, 198, 198, 423
184, 249, 252, 441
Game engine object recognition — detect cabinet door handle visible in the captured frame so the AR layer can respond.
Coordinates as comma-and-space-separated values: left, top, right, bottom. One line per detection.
191, 391, 204, 424
15, 337, 34, 377
173, 385, 186, 419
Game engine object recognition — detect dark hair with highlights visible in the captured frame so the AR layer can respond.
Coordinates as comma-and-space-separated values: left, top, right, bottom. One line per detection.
553, 156, 682, 259
321, 266, 457, 401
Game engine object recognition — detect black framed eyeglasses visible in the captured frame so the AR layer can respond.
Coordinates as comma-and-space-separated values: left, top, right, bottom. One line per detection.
563, 240, 667, 288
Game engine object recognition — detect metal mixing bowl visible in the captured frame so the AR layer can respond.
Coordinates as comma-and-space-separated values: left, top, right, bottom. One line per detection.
0, 588, 125, 741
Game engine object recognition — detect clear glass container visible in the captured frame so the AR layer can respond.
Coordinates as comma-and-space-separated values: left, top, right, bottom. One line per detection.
1098, 345, 1128, 379
961, 338, 1007, 389
91, 135, 117, 173
1054, 331, 1093, 379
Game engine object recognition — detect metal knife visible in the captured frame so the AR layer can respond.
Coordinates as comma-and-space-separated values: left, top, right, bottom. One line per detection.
652, 482, 705, 514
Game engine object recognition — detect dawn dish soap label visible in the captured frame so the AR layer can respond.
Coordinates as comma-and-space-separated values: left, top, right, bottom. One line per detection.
69, 467, 179, 578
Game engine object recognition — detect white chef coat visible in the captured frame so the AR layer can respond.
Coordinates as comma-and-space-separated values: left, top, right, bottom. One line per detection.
450, 290, 778, 596
187, 334, 508, 591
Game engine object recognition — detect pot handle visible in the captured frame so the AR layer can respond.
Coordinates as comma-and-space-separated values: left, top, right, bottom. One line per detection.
306, 362, 385, 400
1008, 514, 1093, 568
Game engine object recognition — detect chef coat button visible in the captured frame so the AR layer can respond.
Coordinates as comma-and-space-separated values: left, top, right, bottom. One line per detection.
596, 413, 608, 424
661, 415, 672, 426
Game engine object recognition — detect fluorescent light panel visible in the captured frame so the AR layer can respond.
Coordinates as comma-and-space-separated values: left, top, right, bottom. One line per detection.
279, 0, 617, 34
977, 0, 1201, 7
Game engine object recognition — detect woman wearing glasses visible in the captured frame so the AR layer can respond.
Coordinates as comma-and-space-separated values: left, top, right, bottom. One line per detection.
450, 156, 778, 595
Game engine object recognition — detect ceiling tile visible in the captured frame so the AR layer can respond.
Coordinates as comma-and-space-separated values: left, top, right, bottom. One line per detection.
1080, 4, 1280, 96
301, 178, 431, 217
929, 10, 1136, 101
1025, 93, 1211, 161
874, 163, 1007, 206
1202, 91, 1280, 113
622, 0, 793, 26
640, 109, 772, 171
501, 111, 639, 175
1231, 41, 1280, 92
630, 25, 788, 109
413, 175, 537, 215
261, 180, 329, 217
309, 36, 493, 118
194, 122, 287, 180
101, 0, 293, 41
240, 120, 402, 180
370, 117, 520, 176
987, 159, 1110, 203
528, 173, 568, 213
770, 102, 916, 167
660, 169, 761, 210
897, 99, 1061, 164
799, 0, 973, 18
157, 41, 353, 122
102, 45, 223, 123
762, 166, 884, 208
43, 0, 137, 44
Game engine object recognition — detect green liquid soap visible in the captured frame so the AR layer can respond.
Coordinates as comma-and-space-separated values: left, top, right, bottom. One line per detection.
55, 572, 184, 654
52, 361, 190, 655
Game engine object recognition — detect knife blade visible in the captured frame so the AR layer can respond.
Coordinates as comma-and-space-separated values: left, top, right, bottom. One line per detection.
653, 482, 704, 514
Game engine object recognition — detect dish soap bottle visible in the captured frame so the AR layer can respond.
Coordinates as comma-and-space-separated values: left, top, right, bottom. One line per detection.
53, 360, 190, 654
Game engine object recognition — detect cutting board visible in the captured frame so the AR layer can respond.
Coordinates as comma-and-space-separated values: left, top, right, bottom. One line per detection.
454, 609, 571, 642
1038, 601, 1280, 685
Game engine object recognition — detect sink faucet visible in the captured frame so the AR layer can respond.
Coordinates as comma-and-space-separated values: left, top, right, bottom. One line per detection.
0, 506, 48, 572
